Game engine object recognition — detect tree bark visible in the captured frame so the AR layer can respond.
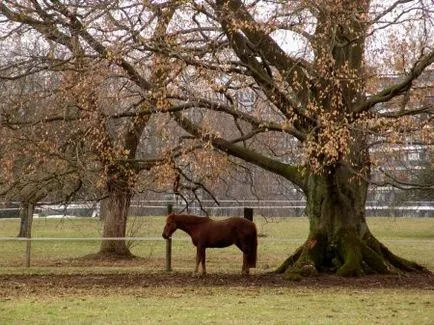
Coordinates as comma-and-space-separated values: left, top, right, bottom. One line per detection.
98, 171, 133, 257
276, 159, 428, 278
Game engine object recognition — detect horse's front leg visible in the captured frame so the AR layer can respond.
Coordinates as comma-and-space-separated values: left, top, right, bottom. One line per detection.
195, 247, 201, 274
195, 246, 206, 275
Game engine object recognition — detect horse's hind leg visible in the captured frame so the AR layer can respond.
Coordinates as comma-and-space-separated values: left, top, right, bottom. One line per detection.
242, 253, 249, 275
201, 249, 207, 275
195, 246, 206, 275
237, 242, 250, 275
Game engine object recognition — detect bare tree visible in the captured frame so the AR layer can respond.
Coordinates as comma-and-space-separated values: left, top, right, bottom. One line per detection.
0, 1, 184, 257
0, 50, 82, 236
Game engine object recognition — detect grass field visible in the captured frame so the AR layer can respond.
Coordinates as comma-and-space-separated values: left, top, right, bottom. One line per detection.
0, 216, 433, 324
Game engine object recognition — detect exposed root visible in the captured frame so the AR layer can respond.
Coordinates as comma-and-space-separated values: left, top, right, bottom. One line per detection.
361, 244, 391, 274
276, 242, 320, 280
275, 245, 303, 274
378, 240, 429, 273
364, 231, 429, 273
276, 231, 430, 279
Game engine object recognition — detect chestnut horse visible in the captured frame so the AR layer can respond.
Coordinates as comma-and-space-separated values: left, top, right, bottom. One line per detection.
162, 213, 257, 275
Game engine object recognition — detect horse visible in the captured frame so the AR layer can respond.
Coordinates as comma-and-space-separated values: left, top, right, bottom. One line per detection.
162, 213, 257, 275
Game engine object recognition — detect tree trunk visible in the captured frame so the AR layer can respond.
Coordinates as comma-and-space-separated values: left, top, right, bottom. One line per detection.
98, 173, 133, 257
18, 202, 34, 238
276, 163, 427, 278
99, 198, 109, 221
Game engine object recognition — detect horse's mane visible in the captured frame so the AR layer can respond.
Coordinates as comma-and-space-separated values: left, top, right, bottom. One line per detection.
169, 213, 210, 224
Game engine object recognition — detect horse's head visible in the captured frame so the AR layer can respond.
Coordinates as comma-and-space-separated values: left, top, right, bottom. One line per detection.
162, 213, 177, 239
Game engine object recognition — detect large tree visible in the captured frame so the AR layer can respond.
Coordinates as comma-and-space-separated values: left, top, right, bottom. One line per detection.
0, 1, 183, 256
169, 0, 433, 276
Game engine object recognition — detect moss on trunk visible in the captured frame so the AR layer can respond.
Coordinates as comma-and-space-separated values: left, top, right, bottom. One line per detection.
277, 164, 429, 278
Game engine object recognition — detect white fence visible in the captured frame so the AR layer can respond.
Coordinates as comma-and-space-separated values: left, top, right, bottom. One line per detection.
1, 200, 433, 218
0, 236, 176, 269
0, 235, 304, 269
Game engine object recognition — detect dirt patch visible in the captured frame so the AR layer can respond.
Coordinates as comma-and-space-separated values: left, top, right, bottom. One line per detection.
1, 272, 433, 298
2, 255, 433, 297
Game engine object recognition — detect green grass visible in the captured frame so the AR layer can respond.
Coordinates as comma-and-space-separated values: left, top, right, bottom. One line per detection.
1, 216, 433, 324
0, 216, 433, 270
1, 286, 433, 324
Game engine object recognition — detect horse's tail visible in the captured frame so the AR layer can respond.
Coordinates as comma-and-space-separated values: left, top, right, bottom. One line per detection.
247, 225, 258, 268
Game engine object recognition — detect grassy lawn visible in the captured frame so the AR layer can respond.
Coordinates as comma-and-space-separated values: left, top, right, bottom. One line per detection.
1, 286, 433, 325
0, 216, 433, 271
0, 216, 433, 324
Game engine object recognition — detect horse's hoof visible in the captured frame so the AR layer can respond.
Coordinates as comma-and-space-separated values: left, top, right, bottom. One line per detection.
192, 272, 205, 277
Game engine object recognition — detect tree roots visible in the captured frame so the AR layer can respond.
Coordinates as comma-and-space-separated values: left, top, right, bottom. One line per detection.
276, 231, 429, 278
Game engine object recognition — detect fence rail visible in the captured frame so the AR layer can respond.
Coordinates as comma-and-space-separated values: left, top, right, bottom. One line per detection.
0, 237, 165, 241
0, 235, 303, 269
1, 201, 433, 218
2, 235, 433, 269
0, 236, 174, 269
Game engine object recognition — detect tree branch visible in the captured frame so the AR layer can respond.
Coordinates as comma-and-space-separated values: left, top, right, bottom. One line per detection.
214, 0, 316, 128
173, 112, 307, 192
377, 104, 433, 118
354, 49, 434, 113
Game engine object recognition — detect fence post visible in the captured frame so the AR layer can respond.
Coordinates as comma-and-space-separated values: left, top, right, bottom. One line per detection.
244, 207, 253, 221
25, 203, 34, 268
165, 203, 173, 272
